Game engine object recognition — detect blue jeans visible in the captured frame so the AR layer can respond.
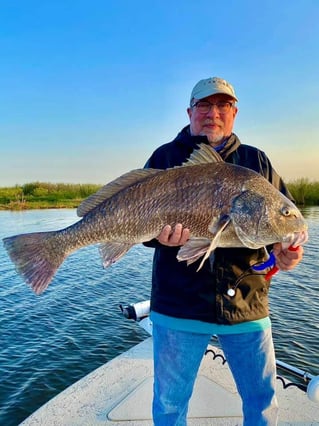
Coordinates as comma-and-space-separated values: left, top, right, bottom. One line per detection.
152, 324, 278, 425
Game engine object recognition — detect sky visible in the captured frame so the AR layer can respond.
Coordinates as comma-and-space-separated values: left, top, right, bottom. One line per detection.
0, 0, 318, 187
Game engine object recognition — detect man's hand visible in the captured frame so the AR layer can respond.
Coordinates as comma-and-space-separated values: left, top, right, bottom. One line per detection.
272, 243, 304, 271
157, 224, 190, 247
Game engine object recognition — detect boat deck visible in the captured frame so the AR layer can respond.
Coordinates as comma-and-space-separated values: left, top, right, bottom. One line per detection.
20, 337, 319, 425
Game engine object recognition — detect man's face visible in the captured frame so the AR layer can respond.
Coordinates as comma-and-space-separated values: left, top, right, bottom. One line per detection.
187, 94, 238, 146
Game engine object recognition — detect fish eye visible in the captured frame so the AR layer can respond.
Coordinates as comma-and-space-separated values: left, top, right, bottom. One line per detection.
281, 206, 291, 216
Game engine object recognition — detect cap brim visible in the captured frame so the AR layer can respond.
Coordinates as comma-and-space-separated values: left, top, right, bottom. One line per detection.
192, 87, 238, 102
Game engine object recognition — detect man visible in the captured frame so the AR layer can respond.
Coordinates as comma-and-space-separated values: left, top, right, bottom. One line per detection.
144, 77, 304, 425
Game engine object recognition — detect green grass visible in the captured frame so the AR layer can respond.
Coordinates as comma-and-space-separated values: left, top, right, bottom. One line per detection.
286, 178, 319, 206
0, 179, 318, 210
0, 182, 102, 210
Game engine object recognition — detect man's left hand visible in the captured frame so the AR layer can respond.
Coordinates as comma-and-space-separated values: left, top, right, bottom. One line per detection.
272, 243, 304, 271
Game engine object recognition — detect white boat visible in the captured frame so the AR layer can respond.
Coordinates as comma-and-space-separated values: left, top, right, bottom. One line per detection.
20, 301, 319, 426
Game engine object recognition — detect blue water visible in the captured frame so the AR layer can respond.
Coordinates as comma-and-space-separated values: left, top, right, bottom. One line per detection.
1, 207, 318, 426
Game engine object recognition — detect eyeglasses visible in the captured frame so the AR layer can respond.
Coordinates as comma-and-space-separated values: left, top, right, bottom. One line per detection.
191, 100, 234, 114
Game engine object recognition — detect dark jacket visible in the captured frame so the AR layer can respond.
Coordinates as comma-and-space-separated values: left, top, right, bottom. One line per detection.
144, 126, 293, 325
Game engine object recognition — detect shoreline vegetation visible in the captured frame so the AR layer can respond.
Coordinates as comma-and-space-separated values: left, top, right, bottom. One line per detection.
0, 183, 102, 211
0, 179, 318, 211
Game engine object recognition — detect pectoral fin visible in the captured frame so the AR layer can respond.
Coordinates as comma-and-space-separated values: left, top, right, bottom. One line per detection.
177, 238, 211, 265
196, 215, 231, 271
177, 215, 231, 270
99, 242, 134, 268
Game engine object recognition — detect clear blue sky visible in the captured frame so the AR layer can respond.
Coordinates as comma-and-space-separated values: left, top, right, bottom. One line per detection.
1, 0, 318, 186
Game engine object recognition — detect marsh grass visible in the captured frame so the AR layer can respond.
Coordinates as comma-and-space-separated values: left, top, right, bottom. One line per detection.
0, 179, 318, 210
287, 178, 319, 206
0, 182, 102, 210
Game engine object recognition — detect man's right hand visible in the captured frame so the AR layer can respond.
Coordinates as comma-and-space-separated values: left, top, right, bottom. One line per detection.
157, 224, 190, 247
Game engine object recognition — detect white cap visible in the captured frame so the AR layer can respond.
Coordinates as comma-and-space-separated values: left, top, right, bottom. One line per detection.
190, 77, 238, 104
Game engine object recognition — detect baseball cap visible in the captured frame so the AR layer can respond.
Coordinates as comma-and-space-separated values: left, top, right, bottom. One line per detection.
190, 77, 238, 104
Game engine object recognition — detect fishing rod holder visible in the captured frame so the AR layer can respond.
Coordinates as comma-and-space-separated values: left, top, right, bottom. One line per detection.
120, 300, 151, 321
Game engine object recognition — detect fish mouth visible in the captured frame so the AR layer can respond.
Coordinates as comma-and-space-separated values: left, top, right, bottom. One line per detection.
282, 230, 308, 249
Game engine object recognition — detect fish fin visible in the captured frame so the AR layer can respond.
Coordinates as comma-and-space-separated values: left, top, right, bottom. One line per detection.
177, 238, 211, 265
77, 169, 161, 217
99, 242, 134, 268
3, 231, 66, 295
182, 143, 224, 167
177, 215, 231, 269
78, 143, 222, 217
196, 215, 231, 271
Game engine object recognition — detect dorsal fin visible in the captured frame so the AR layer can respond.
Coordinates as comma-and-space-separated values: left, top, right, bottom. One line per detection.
77, 168, 161, 217
77, 143, 222, 217
182, 143, 224, 166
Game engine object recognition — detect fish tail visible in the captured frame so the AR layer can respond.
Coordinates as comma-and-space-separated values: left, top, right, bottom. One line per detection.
3, 231, 67, 295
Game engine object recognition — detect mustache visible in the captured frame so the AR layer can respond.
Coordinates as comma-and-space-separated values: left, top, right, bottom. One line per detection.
204, 120, 224, 126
